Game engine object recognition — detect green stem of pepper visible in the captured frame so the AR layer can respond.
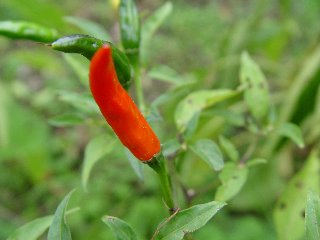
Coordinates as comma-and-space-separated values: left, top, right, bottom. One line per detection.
148, 151, 175, 213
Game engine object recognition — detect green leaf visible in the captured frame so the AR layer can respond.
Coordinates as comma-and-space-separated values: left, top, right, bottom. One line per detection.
102, 216, 138, 240
82, 135, 116, 191
162, 138, 181, 157
146, 106, 163, 123
190, 139, 224, 171
7, 215, 53, 240
6, 209, 79, 240
119, 0, 140, 64
218, 135, 239, 162
0, 88, 51, 183
183, 112, 200, 140
277, 122, 305, 148
152, 86, 190, 108
62, 54, 89, 86
57, 91, 99, 115
141, 2, 172, 44
141, 2, 173, 64
0, 20, 59, 43
273, 150, 320, 240
175, 89, 238, 132
205, 109, 245, 127
240, 51, 270, 121
47, 190, 75, 240
246, 158, 267, 167
155, 201, 226, 240
306, 191, 320, 240
124, 148, 144, 181
148, 65, 195, 86
48, 113, 85, 127
64, 16, 110, 41
215, 163, 248, 202
1, 0, 66, 30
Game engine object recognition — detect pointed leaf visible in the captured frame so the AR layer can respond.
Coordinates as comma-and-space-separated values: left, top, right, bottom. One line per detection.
141, 2, 173, 63
6, 208, 79, 240
124, 148, 144, 181
47, 190, 75, 240
64, 16, 110, 41
277, 122, 305, 148
148, 65, 195, 86
162, 138, 181, 157
240, 52, 270, 120
7, 215, 53, 240
190, 139, 224, 171
218, 135, 239, 162
62, 54, 89, 86
175, 89, 238, 132
155, 201, 226, 240
102, 216, 138, 240
246, 158, 267, 167
82, 135, 116, 191
183, 112, 200, 140
273, 151, 320, 240
57, 91, 99, 115
141, 1, 172, 45
48, 113, 85, 127
215, 163, 248, 202
306, 191, 320, 240
146, 106, 163, 123
152, 85, 190, 108
206, 109, 245, 127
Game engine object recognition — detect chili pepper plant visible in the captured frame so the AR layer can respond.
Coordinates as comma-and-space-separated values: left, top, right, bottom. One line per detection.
0, 0, 320, 240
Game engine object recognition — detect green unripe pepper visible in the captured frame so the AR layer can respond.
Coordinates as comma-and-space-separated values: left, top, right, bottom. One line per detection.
119, 0, 140, 65
0, 20, 59, 43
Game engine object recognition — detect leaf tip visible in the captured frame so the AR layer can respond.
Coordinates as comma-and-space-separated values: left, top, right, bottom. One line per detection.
101, 215, 114, 223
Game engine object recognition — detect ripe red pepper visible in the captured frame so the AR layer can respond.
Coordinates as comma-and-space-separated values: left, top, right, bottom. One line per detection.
89, 45, 161, 161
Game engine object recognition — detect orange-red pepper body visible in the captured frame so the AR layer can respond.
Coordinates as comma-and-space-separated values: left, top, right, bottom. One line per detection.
89, 45, 161, 161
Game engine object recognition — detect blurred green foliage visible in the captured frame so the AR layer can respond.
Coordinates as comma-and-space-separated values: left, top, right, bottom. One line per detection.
0, 0, 320, 239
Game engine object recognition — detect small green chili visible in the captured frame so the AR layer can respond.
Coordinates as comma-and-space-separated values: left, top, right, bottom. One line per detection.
0, 20, 59, 43
119, 0, 140, 65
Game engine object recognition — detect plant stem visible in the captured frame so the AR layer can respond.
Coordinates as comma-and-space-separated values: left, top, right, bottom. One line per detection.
148, 152, 175, 213
133, 63, 146, 113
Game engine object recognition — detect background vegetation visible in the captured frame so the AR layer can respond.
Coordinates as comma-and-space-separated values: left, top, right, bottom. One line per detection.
0, 0, 320, 239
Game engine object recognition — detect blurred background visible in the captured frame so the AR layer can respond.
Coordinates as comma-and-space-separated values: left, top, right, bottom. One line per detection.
0, 0, 320, 239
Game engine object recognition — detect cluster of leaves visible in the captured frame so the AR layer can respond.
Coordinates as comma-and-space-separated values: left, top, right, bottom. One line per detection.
0, 0, 320, 239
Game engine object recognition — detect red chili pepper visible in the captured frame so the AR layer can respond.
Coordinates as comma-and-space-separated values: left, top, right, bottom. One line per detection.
89, 45, 161, 161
